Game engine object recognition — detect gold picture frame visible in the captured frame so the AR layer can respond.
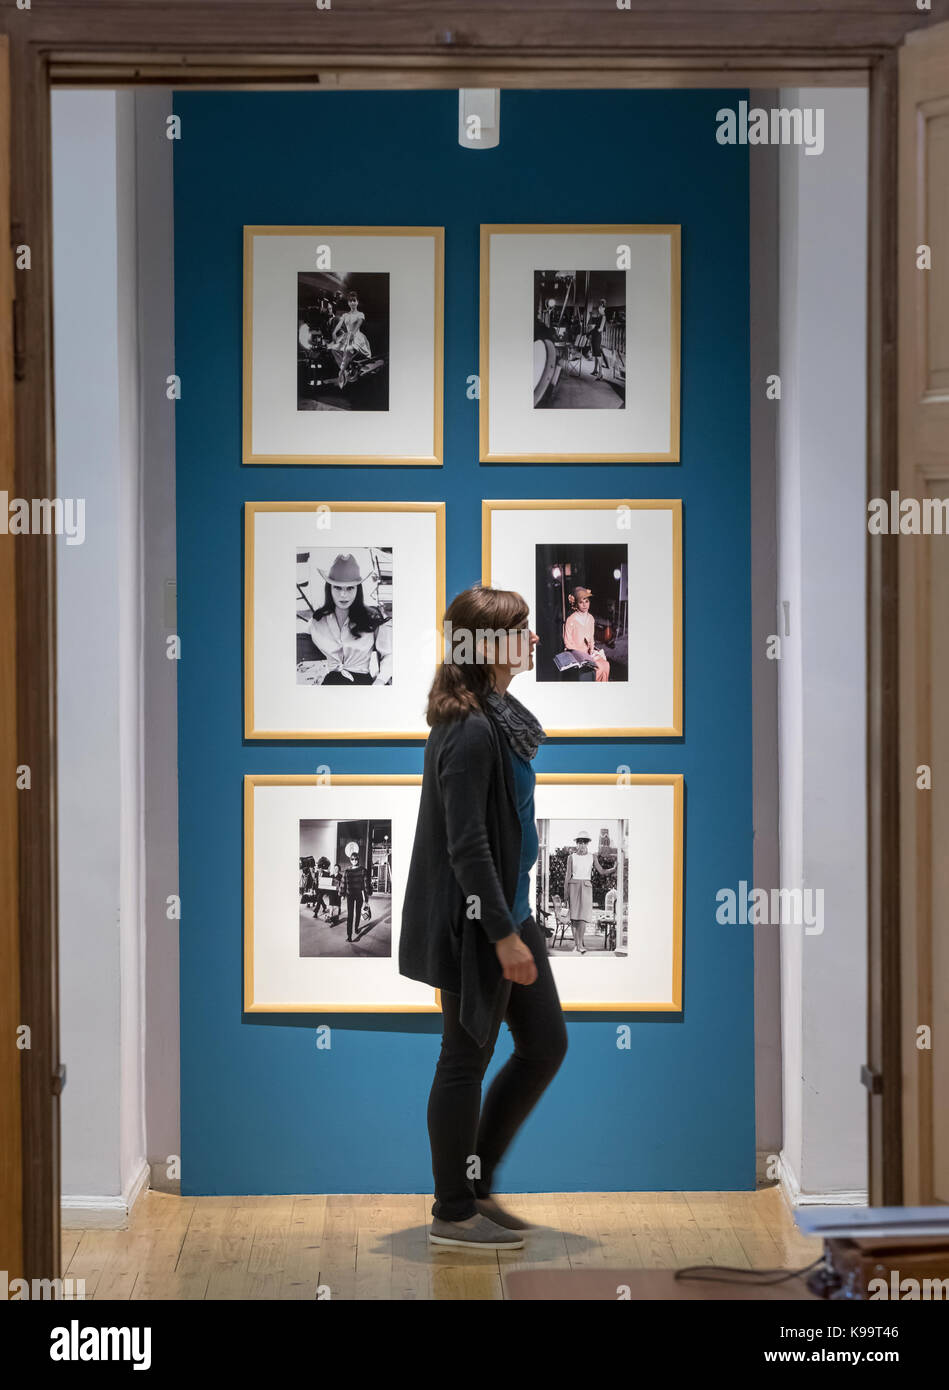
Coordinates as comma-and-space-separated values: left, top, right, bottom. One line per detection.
244, 772, 683, 1016
479, 223, 681, 463
243, 225, 445, 465
245, 500, 445, 740
244, 772, 433, 1014
531, 772, 684, 1013
482, 498, 683, 737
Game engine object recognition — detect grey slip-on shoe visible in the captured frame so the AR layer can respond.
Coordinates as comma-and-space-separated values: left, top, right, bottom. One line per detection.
428, 1213, 525, 1250
475, 1196, 533, 1230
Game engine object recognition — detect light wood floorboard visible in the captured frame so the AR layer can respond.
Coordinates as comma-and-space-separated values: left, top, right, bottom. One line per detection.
61, 1187, 822, 1301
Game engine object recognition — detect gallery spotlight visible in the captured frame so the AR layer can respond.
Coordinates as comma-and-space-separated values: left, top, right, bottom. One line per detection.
458, 89, 500, 150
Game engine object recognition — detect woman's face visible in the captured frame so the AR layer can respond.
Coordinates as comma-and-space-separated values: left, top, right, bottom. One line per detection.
576, 595, 591, 612
508, 620, 538, 674
575, 840, 590, 855
331, 581, 357, 609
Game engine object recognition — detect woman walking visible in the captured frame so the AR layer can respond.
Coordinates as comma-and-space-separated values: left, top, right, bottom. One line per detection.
399, 585, 568, 1250
341, 844, 371, 943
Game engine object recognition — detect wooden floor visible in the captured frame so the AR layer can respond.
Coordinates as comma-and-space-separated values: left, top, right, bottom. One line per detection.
61, 1186, 823, 1300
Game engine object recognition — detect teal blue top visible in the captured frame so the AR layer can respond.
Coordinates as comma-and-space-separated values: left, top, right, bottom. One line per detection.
510, 749, 539, 925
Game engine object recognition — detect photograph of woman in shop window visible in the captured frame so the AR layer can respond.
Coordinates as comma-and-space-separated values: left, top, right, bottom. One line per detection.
399, 583, 569, 1253
298, 550, 393, 686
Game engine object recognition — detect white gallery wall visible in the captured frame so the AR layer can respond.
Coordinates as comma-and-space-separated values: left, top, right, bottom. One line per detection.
52, 89, 160, 1224
54, 88, 179, 1222
749, 89, 782, 1163
776, 86, 869, 1202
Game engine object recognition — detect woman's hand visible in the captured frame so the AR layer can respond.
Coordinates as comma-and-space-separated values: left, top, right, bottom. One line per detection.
495, 932, 538, 985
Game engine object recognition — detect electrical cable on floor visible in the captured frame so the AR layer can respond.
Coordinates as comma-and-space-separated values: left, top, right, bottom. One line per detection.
673, 1255, 826, 1286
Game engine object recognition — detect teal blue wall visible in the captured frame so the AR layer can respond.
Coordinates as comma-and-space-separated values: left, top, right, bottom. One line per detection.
174, 89, 753, 1195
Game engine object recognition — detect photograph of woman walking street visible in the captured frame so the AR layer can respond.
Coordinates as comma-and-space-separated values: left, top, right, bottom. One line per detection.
299, 818, 393, 957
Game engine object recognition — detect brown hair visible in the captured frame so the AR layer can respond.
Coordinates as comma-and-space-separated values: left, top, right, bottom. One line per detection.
425, 584, 530, 726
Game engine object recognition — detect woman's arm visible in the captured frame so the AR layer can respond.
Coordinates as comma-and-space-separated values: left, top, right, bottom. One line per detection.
438, 716, 522, 943
563, 853, 574, 890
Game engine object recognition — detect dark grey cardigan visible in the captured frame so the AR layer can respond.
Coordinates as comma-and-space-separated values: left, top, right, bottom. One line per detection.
399, 708, 525, 1046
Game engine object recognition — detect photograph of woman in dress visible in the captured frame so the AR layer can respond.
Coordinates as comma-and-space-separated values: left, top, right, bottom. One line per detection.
297, 270, 389, 411
330, 291, 372, 389
534, 819, 628, 956
587, 298, 607, 381
562, 830, 614, 952
296, 548, 393, 686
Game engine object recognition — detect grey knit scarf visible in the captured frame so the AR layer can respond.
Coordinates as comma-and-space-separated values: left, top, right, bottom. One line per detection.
482, 688, 547, 762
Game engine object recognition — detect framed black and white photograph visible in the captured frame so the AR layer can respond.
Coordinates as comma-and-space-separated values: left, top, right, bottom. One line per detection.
535, 819, 629, 953
246, 501, 445, 739
483, 499, 682, 736
480, 224, 680, 462
246, 773, 681, 1016
532, 775, 683, 1012
533, 269, 626, 410
299, 817, 392, 957
296, 545, 393, 688
297, 270, 390, 413
244, 226, 444, 465
245, 775, 436, 1013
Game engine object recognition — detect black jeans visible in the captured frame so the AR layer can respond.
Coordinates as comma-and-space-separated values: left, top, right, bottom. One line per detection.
427, 914, 568, 1222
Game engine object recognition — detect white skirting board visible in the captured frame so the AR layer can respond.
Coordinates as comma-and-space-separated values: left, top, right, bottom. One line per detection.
60, 1158, 150, 1230
775, 1149, 868, 1208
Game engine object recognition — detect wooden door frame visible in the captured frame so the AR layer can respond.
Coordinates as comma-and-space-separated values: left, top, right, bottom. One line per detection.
0, 31, 23, 1283
4, 1, 935, 1281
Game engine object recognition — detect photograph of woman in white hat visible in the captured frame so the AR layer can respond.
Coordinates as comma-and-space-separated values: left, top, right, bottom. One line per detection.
296, 547, 393, 685
563, 830, 614, 952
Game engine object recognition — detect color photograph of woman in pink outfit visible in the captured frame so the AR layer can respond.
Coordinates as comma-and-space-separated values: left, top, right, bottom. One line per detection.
533, 543, 629, 684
